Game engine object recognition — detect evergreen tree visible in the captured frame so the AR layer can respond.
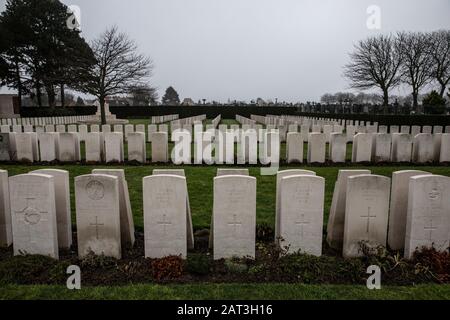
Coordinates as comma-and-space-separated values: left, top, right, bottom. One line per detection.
162, 86, 180, 105
0, 0, 95, 107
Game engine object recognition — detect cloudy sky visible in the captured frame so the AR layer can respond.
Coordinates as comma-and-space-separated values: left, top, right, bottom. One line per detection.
1, 0, 450, 102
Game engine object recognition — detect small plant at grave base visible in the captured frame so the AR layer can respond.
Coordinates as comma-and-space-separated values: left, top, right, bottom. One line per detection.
186, 254, 211, 275
119, 259, 152, 281
256, 224, 275, 242
412, 247, 450, 283
224, 258, 249, 274
80, 252, 118, 269
358, 240, 386, 258
151, 256, 184, 281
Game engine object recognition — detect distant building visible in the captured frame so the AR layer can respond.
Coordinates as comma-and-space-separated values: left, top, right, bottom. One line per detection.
256, 98, 267, 106
182, 98, 195, 106
108, 96, 133, 107
0, 94, 20, 118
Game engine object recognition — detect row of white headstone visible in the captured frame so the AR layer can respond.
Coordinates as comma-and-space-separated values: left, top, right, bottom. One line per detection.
170, 114, 207, 127
326, 169, 450, 258
287, 132, 450, 163
151, 114, 179, 124
0, 131, 168, 163
253, 114, 450, 133
2, 130, 450, 165
0, 115, 95, 126
1, 168, 448, 261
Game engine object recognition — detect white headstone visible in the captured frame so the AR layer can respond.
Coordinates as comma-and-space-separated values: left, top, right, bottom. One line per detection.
147, 124, 157, 142
152, 169, 194, 249
401, 126, 410, 134
404, 175, 450, 259
104, 132, 124, 163
9, 174, 58, 258
275, 169, 316, 241
150, 132, 168, 163
388, 170, 430, 251
279, 175, 324, 256
286, 133, 303, 163
372, 133, 392, 162
75, 174, 121, 259
412, 133, 434, 163
85, 132, 103, 162
352, 133, 372, 163
0, 170, 12, 246
12, 133, 34, 162
124, 124, 134, 141
346, 125, 356, 142
343, 175, 390, 258
92, 169, 135, 246
58, 133, 80, 162
391, 133, 412, 162
390, 125, 399, 134
440, 134, 450, 162
38, 133, 59, 162
0, 133, 11, 161
30, 169, 72, 249
329, 133, 347, 163
127, 132, 146, 163
422, 126, 432, 134
213, 175, 256, 260
326, 169, 371, 249
102, 124, 111, 133
307, 133, 326, 163
143, 175, 188, 258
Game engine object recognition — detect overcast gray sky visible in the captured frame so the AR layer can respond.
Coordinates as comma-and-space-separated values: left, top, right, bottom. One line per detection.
1, 0, 450, 102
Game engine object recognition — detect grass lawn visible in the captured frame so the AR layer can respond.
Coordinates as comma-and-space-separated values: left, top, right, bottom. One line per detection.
1, 283, 450, 300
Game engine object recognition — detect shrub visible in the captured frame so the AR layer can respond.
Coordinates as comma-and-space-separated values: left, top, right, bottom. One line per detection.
80, 252, 118, 269
256, 223, 275, 242
412, 247, 450, 283
151, 256, 184, 280
423, 90, 447, 114
224, 259, 248, 274
185, 254, 211, 275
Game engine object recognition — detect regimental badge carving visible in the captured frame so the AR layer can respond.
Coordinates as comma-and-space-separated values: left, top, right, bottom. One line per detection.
86, 180, 105, 200
23, 206, 41, 225
428, 188, 440, 200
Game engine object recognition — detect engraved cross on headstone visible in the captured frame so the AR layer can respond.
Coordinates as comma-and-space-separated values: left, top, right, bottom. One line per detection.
295, 213, 310, 239
360, 206, 376, 234
228, 214, 242, 236
90, 216, 104, 240
424, 218, 437, 241
157, 214, 172, 234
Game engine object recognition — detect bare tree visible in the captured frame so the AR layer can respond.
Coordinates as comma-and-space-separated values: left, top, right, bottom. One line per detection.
397, 32, 433, 111
320, 93, 334, 104
129, 84, 158, 106
82, 26, 153, 124
428, 30, 450, 98
344, 35, 402, 113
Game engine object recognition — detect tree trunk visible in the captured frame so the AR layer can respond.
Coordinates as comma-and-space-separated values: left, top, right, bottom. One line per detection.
46, 85, 56, 108
36, 82, 42, 108
14, 59, 22, 108
439, 83, 446, 98
412, 91, 419, 113
60, 84, 65, 107
100, 96, 107, 125
382, 89, 389, 114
